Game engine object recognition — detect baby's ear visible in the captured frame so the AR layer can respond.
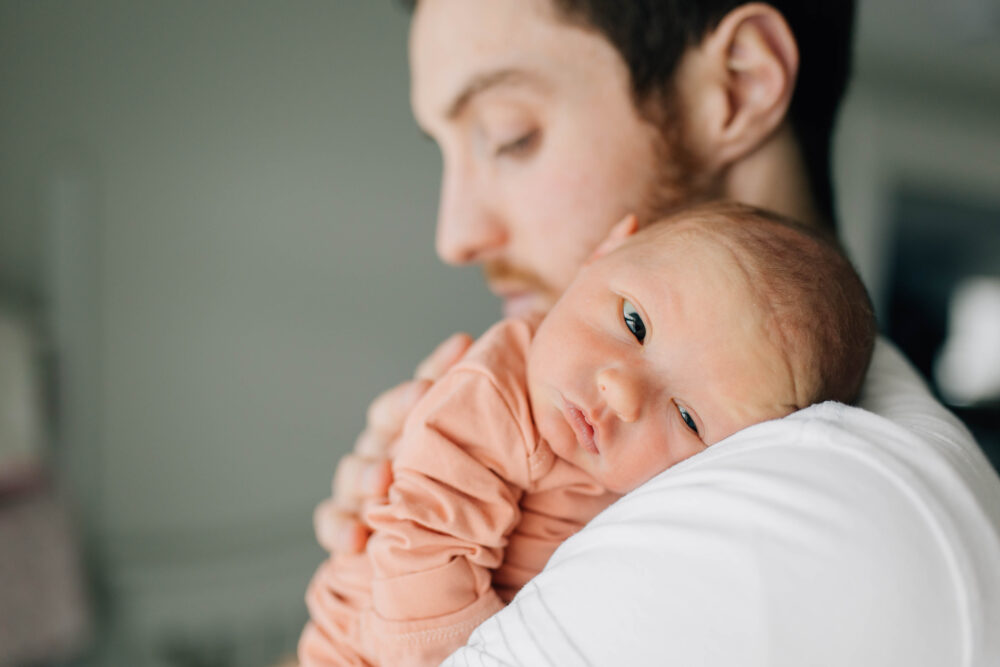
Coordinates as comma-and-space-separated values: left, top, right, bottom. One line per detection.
587, 214, 639, 263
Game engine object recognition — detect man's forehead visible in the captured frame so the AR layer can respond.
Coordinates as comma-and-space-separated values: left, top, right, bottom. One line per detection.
408, 0, 619, 124
449, 68, 553, 121
410, 1, 548, 84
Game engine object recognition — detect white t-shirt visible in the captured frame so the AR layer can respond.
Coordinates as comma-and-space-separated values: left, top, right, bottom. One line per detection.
444, 338, 1000, 666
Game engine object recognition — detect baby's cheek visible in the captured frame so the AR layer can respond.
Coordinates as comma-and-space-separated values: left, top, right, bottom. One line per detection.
537, 409, 572, 461
672, 436, 710, 468
605, 434, 670, 494
648, 424, 702, 475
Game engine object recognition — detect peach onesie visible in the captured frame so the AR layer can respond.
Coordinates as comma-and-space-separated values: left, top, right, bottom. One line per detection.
300, 317, 620, 666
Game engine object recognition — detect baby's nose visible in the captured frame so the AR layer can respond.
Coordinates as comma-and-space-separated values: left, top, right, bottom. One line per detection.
596, 366, 641, 423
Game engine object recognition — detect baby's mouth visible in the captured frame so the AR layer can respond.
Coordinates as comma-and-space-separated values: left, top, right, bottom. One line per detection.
563, 400, 599, 455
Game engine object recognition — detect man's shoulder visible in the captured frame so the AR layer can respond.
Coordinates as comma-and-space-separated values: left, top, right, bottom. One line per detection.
447, 338, 1000, 666
542, 398, 1000, 665
637, 370, 1000, 553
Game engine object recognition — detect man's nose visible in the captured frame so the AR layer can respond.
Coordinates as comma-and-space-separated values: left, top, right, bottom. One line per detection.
596, 366, 642, 423
435, 162, 507, 265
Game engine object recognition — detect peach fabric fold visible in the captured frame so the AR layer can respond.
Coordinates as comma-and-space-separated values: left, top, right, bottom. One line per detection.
299, 317, 619, 666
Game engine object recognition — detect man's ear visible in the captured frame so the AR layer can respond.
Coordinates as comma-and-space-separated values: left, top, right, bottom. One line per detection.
679, 3, 799, 170
587, 214, 639, 263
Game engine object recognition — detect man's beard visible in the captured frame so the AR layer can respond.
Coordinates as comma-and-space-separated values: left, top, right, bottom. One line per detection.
632, 86, 716, 228
482, 261, 560, 316
483, 262, 556, 295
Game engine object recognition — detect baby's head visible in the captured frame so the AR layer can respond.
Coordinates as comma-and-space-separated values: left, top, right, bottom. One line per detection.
526, 201, 875, 493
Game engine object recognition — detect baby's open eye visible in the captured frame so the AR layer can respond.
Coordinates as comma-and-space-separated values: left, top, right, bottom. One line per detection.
622, 299, 646, 343
676, 403, 699, 436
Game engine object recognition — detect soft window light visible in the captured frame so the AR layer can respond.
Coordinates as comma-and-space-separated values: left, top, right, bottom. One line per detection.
934, 276, 1000, 406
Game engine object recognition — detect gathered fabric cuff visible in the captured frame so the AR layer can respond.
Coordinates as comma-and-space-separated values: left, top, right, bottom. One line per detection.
365, 584, 505, 667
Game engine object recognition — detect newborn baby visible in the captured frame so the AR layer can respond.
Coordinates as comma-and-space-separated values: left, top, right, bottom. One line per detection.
300, 201, 876, 666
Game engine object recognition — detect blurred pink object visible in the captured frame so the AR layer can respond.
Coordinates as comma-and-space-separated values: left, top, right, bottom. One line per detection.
0, 307, 92, 663
0, 489, 92, 664
0, 307, 45, 495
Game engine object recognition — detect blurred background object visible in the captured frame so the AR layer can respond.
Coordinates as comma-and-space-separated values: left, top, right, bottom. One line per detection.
882, 193, 1000, 467
935, 276, 1000, 407
0, 1, 997, 665
1, 302, 91, 663
834, 0, 1000, 474
0, 306, 45, 491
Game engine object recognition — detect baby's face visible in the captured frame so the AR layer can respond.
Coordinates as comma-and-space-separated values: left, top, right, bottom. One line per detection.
526, 225, 801, 493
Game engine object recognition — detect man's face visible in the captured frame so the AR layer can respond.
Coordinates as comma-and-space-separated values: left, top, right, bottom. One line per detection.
526, 225, 799, 493
409, 0, 697, 317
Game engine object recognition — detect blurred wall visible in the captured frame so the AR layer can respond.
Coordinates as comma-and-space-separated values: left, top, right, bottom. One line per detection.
835, 0, 1000, 315
1, 1, 998, 665
0, 2, 499, 664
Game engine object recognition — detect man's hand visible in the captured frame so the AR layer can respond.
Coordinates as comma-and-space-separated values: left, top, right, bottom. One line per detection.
314, 332, 473, 555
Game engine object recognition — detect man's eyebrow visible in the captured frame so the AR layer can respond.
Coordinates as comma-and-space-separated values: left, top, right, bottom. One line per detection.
445, 68, 546, 120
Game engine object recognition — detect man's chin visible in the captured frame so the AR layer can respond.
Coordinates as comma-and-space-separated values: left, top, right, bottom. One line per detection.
502, 293, 550, 319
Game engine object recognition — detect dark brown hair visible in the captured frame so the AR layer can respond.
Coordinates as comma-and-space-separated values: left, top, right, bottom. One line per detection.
400, 0, 856, 229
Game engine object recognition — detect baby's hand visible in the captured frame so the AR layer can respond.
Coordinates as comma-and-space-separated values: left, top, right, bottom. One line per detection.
314, 332, 473, 555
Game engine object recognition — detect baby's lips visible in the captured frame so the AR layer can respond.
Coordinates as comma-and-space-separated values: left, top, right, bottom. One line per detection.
564, 399, 600, 455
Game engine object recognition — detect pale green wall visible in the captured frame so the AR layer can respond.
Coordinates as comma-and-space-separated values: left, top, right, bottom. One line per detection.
0, 3, 500, 662
1, 0, 498, 526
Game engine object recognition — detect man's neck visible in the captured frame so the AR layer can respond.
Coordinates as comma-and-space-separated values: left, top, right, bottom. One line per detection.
722, 124, 825, 229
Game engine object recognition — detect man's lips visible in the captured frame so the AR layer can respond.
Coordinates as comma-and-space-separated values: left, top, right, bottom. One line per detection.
563, 399, 600, 455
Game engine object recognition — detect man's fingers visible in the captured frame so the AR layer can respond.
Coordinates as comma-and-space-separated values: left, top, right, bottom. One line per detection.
319, 455, 390, 552
358, 333, 471, 454
313, 498, 340, 552
316, 333, 472, 557
332, 454, 367, 506
360, 458, 392, 497
353, 428, 385, 459
332, 454, 393, 505
415, 332, 473, 382
354, 426, 404, 460
366, 378, 433, 441
313, 500, 371, 554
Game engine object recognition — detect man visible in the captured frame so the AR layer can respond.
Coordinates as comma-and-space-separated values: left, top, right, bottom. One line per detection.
303, 1, 1000, 664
